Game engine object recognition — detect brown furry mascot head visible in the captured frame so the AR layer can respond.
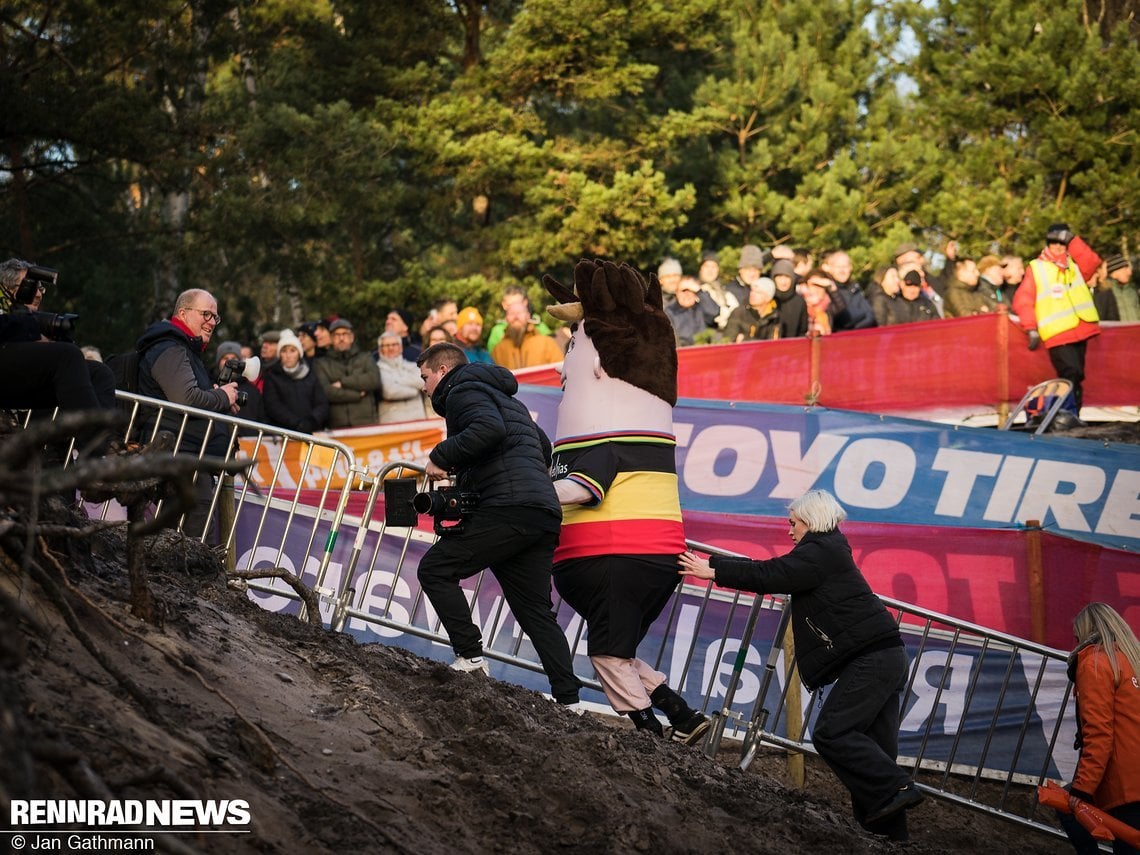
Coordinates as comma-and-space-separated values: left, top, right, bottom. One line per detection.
542, 258, 678, 406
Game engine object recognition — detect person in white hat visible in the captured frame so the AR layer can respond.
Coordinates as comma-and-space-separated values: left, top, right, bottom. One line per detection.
262, 328, 329, 434
723, 276, 780, 342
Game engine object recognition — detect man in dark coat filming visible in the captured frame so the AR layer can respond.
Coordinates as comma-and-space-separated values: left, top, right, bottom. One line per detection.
415, 342, 581, 707
0, 258, 117, 457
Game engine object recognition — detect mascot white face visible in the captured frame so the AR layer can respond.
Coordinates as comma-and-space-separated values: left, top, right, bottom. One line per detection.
555, 321, 673, 440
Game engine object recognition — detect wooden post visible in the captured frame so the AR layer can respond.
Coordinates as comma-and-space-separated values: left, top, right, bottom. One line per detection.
806, 331, 822, 406
782, 631, 805, 788
1025, 519, 1046, 644
996, 305, 1011, 427
217, 474, 237, 573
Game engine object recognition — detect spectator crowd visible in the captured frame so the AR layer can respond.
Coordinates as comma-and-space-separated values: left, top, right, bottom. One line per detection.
147, 236, 1137, 434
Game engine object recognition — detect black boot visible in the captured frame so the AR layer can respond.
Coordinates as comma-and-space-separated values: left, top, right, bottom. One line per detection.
650, 684, 711, 746
626, 708, 664, 737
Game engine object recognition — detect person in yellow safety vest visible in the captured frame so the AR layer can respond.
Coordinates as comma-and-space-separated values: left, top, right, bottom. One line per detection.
1012, 223, 1102, 422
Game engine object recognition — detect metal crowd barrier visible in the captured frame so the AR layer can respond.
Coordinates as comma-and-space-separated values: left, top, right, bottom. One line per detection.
18, 397, 1075, 845
326, 461, 607, 695
303, 483, 1074, 845
682, 540, 1074, 844
85, 393, 369, 620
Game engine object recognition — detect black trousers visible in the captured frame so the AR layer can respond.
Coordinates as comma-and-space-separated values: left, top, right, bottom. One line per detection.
552, 554, 679, 658
812, 645, 912, 840
417, 507, 581, 704
1047, 340, 1088, 412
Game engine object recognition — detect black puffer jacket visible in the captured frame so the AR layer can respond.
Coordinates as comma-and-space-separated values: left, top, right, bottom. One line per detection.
711, 529, 901, 690
428, 362, 559, 517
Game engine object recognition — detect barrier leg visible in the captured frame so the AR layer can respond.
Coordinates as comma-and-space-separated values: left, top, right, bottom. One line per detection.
218, 474, 237, 573
740, 603, 793, 771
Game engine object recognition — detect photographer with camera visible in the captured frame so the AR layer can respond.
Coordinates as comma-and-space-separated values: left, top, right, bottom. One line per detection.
135, 289, 240, 539
212, 340, 265, 433
0, 258, 117, 454
414, 342, 581, 706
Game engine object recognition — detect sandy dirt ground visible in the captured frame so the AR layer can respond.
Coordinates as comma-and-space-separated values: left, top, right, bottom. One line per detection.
0, 503, 1075, 855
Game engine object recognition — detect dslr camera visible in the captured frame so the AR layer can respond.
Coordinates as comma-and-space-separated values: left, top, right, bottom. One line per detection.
412, 485, 479, 521
217, 356, 260, 408
384, 478, 478, 535
13, 264, 79, 341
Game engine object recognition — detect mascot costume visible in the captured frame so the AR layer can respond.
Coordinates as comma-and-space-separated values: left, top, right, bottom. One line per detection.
543, 259, 709, 744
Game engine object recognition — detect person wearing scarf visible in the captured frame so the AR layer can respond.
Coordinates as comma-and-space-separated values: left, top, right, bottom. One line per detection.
262, 328, 329, 434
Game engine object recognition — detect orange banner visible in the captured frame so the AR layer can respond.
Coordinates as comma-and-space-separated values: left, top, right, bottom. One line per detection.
240, 418, 444, 490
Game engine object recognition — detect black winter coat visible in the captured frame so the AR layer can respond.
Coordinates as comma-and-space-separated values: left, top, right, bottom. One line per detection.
833, 282, 877, 331
774, 288, 809, 338
887, 295, 938, 325
710, 529, 901, 690
262, 362, 329, 434
428, 362, 560, 517
0, 311, 41, 344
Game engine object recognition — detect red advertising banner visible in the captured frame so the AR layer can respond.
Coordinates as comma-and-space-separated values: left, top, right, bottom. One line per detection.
516, 315, 1140, 414
682, 510, 1140, 651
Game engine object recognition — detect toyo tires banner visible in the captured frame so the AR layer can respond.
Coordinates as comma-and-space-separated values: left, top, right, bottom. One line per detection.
516, 386, 1140, 554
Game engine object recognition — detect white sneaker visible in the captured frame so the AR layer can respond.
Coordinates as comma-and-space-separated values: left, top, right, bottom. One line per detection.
450, 656, 490, 676
540, 693, 587, 715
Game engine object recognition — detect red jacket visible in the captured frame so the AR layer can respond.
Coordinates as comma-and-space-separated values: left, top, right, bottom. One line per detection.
1070, 643, 1140, 810
1012, 236, 1102, 348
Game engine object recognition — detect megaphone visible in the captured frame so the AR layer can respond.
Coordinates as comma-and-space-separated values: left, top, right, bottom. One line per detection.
240, 356, 261, 382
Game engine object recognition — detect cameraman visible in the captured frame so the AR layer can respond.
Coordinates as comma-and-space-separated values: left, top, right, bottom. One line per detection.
0, 258, 117, 451
415, 343, 581, 706
136, 288, 239, 539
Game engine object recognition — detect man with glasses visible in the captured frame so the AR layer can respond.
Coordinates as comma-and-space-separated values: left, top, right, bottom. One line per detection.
136, 289, 240, 539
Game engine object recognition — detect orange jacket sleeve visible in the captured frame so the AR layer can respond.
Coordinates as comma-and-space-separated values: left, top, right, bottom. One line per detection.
1071, 647, 1118, 797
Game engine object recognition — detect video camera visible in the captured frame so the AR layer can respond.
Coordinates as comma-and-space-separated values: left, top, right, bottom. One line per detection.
217, 356, 260, 408
383, 477, 478, 535
13, 265, 79, 341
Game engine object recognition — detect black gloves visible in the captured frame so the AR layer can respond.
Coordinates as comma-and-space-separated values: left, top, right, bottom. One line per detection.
1027, 330, 1041, 351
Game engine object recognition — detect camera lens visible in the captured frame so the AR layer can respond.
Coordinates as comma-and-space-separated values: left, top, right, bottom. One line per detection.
412, 491, 437, 515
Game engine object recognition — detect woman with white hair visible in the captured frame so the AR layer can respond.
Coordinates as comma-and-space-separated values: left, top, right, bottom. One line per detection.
1059, 603, 1140, 854
678, 489, 921, 841
376, 331, 429, 423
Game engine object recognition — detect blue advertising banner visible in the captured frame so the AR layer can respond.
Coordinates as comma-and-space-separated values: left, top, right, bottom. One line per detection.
234, 497, 1076, 781
517, 386, 1140, 553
